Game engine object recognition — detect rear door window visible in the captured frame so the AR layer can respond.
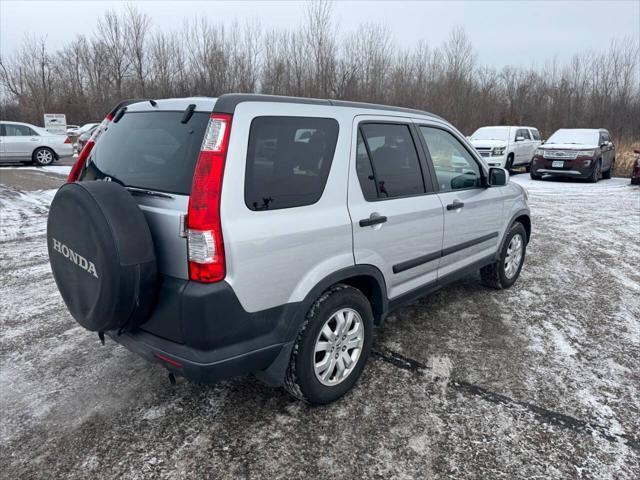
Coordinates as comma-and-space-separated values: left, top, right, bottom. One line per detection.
530, 129, 541, 141
245, 116, 339, 211
5, 124, 36, 136
357, 123, 425, 199
83, 111, 210, 194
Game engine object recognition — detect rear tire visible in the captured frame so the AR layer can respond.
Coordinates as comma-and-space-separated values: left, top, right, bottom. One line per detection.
481, 222, 527, 290
33, 147, 55, 166
284, 284, 373, 405
525, 164, 531, 173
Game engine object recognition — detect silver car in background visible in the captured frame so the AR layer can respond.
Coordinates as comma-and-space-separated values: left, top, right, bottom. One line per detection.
0, 121, 74, 165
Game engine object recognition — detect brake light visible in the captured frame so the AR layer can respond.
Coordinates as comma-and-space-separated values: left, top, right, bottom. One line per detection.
64, 136, 72, 144
67, 114, 113, 182
187, 114, 232, 283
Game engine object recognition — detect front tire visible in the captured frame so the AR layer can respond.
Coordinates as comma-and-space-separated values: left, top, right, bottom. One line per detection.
530, 170, 542, 180
33, 147, 55, 166
505, 154, 514, 171
481, 222, 527, 290
602, 158, 614, 179
588, 159, 601, 183
284, 284, 373, 405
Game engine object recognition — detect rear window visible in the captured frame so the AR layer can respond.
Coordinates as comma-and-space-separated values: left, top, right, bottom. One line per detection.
245, 116, 339, 211
84, 111, 209, 194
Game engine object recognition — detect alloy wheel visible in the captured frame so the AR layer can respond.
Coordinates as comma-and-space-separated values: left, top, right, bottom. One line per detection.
36, 149, 53, 165
504, 233, 523, 279
313, 308, 364, 386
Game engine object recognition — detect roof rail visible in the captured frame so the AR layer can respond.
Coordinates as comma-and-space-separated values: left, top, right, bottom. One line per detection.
213, 93, 442, 120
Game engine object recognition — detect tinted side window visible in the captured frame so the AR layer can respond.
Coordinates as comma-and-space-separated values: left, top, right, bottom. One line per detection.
516, 128, 531, 140
245, 116, 339, 211
530, 129, 541, 141
356, 131, 377, 201
601, 132, 610, 143
420, 126, 482, 192
5, 124, 35, 136
359, 123, 425, 199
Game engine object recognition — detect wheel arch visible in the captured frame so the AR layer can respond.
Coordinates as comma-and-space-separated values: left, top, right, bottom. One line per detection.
297, 265, 388, 327
495, 209, 531, 262
514, 214, 531, 244
32, 145, 57, 162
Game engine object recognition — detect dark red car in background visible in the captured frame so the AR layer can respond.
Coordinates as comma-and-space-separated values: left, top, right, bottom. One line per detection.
632, 149, 640, 185
530, 128, 615, 182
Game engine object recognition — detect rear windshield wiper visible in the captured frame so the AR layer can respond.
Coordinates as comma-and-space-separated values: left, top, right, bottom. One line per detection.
181, 104, 196, 124
126, 187, 174, 199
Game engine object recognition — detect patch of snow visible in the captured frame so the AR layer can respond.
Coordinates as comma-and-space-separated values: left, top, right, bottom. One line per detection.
20, 165, 72, 176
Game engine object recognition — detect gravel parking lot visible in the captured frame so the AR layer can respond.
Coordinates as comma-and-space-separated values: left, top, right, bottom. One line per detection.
1, 166, 639, 479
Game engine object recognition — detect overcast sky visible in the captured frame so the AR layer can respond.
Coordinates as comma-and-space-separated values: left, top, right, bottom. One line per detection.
1, 0, 638, 68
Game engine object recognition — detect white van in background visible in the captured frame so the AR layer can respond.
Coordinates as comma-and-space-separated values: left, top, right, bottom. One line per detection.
470, 126, 542, 170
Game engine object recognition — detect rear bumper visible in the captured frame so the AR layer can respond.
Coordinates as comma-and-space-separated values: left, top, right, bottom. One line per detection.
110, 329, 288, 383
108, 277, 300, 384
55, 145, 74, 158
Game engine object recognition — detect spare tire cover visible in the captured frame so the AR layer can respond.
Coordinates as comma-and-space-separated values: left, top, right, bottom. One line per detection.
47, 181, 157, 332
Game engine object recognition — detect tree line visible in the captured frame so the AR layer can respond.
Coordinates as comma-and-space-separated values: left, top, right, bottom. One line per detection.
1, 2, 638, 142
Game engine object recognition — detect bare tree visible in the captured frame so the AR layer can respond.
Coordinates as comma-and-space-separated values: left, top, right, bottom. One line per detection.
0, 4, 637, 146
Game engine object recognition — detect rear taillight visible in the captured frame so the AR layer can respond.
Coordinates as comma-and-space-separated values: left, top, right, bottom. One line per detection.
186, 114, 232, 283
67, 116, 112, 182
64, 136, 72, 144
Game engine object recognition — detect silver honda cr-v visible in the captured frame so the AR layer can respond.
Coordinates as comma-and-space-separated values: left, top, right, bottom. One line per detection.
47, 94, 530, 404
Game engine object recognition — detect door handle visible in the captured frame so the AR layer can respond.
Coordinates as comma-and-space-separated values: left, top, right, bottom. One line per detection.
359, 214, 387, 227
446, 200, 464, 211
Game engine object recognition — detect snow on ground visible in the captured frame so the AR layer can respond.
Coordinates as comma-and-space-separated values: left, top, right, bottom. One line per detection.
20, 165, 72, 176
1, 172, 639, 479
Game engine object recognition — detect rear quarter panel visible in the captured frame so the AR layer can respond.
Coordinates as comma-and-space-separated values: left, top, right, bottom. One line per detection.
220, 102, 356, 313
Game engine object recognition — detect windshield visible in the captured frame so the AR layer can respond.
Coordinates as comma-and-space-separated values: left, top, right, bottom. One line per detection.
471, 127, 509, 141
83, 111, 209, 194
547, 129, 599, 145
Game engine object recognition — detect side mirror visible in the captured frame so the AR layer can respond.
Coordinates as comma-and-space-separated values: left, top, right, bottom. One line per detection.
488, 167, 508, 187
600, 142, 607, 148
515, 136, 525, 142
607, 141, 613, 147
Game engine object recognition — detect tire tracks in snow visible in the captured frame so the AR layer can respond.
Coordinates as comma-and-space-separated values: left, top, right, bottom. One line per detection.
372, 348, 639, 451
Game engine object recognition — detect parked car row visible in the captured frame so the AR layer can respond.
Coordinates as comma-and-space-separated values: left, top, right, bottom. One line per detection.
469, 125, 619, 183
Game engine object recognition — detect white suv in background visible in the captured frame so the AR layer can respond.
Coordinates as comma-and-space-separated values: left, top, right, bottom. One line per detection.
470, 126, 542, 171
